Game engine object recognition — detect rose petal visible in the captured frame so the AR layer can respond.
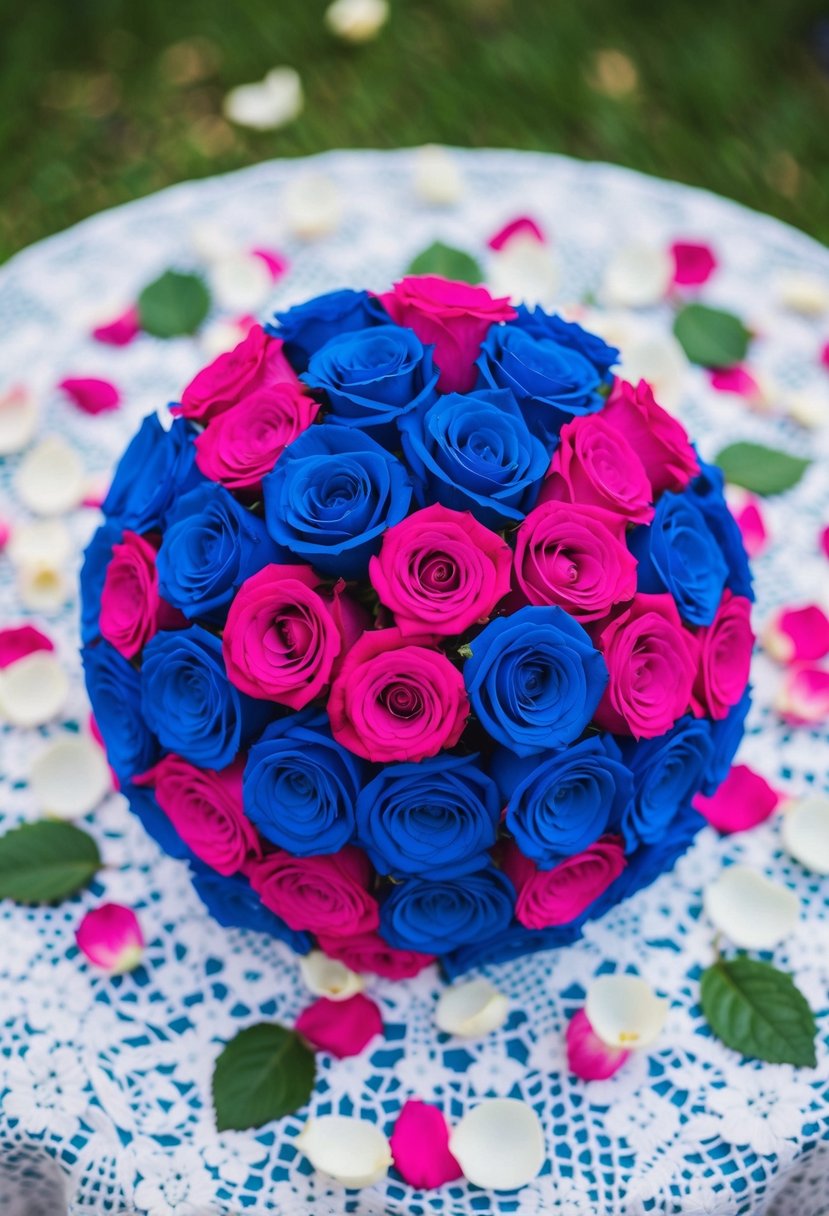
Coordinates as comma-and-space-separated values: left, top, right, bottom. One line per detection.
0, 518, 9, 550
58, 377, 121, 415
727, 490, 768, 558
91, 305, 141, 346
390, 1100, 462, 1188
704, 865, 799, 949
448, 1099, 544, 1191
821, 341, 829, 370
434, 978, 509, 1038
223, 66, 303, 131
601, 245, 673, 308
297, 1115, 392, 1187
670, 240, 717, 288
75, 903, 144, 973
0, 651, 69, 728
325, 0, 389, 42
488, 216, 546, 251
15, 436, 85, 516
693, 764, 781, 834
781, 795, 829, 875
776, 664, 829, 725
250, 247, 289, 281
566, 1008, 630, 1080
775, 271, 829, 316
584, 975, 668, 1049
18, 562, 72, 614
209, 253, 274, 313
29, 734, 112, 819
282, 173, 341, 239
487, 239, 559, 308
764, 604, 829, 664
296, 993, 382, 1058
81, 474, 109, 510
781, 384, 829, 429
412, 145, 463, 206
821, 524, 829, 560
0, 624, 54, 668
6, 519, 72, 570
0, 384, 39, 455
299, 950, 364, 1001
199, 315, 257, 359
708, 365, 762, 401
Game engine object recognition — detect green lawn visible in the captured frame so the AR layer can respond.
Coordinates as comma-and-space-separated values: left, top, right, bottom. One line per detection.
2, 0, 827, 261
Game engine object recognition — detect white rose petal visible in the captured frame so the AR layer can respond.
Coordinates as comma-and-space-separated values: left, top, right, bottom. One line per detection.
223, 67, 303, 132
18, 562, 72, 614
209, 253, 273, 313
200, 318, 253, 359
299, 951, 364, 1001
617, 332, 688, 415
30, 735, 111, 819
704, 865, 799, 950
283, 173, 341, 239
449, 1099, 544, 1191
585, 975, 668, 1049
0, 384, 39, 455
435, 978, 509, 1038
781, 384, 829, 430
15, 436, 85, 517
601, 245, 673, 308
6, 518, 72, 569
325, 0, 389, 43
775, 271, 829, 316
0, 652, 70, 728
488, 239, 560, 309
781, 795, 829, 875
190, 222, 239, 265
412, 145, 464, 206
297, 1116, 391, 1188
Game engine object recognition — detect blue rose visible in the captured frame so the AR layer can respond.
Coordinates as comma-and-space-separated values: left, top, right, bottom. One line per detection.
465, 605, 608, 757
613, 802, 705, 904
379, 864, 515, 953
619, 716, 713, 849
629, 490, 728, 626
270, 288, 390, 373
80, 520, 121, 643
443, 920, 582, 978
263, 423, 412, 579
189, 863, 312, 953
398, 388, 548, 529
102, 413, 203, 532
689, 459, 754, 601
476, 323, 605, 444
511, 305, 619, 380
702, 686, 752, 794
302, 324, 439, 442
141, 625, 270, 770
492, 735, 633, 867
157, 482, 283, 624
124, 784, 194, 861
82, 642, 158, 782
243, 710, 363, 855
356, 753, 500, 879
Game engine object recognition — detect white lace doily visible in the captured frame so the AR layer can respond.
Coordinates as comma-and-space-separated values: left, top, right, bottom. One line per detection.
0, 149, 827, 1216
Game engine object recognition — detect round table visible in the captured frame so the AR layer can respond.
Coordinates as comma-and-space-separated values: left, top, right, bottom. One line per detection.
0, 149, 827, 1216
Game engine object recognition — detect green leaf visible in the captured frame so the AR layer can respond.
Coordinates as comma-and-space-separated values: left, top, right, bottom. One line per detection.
405, 241, 483, 284
137, 269, 211, 337
212, 1022, 316, 1131
714, 441, 811, 495
701, 956, 817, 1067
0, 821, 101, 903
673, 302, 750, 368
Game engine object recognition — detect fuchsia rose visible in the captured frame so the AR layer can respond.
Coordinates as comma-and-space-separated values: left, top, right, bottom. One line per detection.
136, 755, 261, 875
327, 626, 469, 762
222, 564, 367, 708
378, 275, 516, 393
248, 845, 379, 936
174, 326, 300, 423
99, 531, 184, 659
368, 503, 512, 637
594, 593, 698, 738
692, 590, 754, 720
317, 930, 436, 979
601, 379, 700, 496
194, 382, 319, 492
514, 500, 638, 622
501, 836, 626, 930
539, 413, 654, 524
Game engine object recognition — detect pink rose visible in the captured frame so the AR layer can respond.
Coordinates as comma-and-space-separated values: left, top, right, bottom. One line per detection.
594, 593, 698, 738
247, 846, 379, 937
514, 500, 638, 622
368, 504, 512, 637
501, 836, 626, 930
602, 379, 700, 496
174, 326, 300, 423
223, 564, 367, 708
99, 531, 184, 659
327, 626, 469, 762
195, 382, 319, 492
378, 276, 516, 393
692, 590, 754, 720
136, 755, 260, 875
539, 413, 654, 524
317, 931, 435, 979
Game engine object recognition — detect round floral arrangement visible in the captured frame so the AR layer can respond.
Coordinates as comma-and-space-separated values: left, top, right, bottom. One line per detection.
80, 275, 754, 980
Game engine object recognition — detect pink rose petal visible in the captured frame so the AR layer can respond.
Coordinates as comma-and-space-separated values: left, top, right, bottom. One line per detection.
0, 518, 10, 551
75, 903, 144, 972
488, 216, 546, 251
0, 624, 54, 668
390, 1100, 463, 1188
59, 377, 121, 415
566, 1008, 630, 1080
670, 241, 717, 287
91, 305, 140, 346
708, 366, 761, 400
821, 524, 829, 560
820, 340, 829, 370
295, 992, 383, 1058
693, 764, 780, 833
777, 664, 829, 726
731, 493, 768, 558
764, 604, 829, 664
251, 247, 290, 281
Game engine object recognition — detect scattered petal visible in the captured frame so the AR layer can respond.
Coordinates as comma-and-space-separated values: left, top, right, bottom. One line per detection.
91, 304, 141, 346
0, 518, 9, 550
601, 245, 673, 308
488, 238, 559, 308
190, 221, 239, 264
708, 365, 762, 401
15, 436, 85, 516
488, 216, 546, 251
390, 1100, 462, 1188
58, 377, 121, 415
435, 978, 509, 1038
0, 384, 39, 455
297, 1115, 392, 1187
296, 993, 382, 1058
776, 664, 829, 725
299, 950, 364, 1001
670, 240, 717, 288
775, 271, 829, 316
75, 903, 144, 973
727, 490, 768, 558
585, 975, 668, 1049
449, 1099, 544, 1191
781, 384, 829, 429
250, 247, 290, 281
325, 0, 389, 42
781, 795, 829, 875
29, 734, 111, 819
18, 562, 72, 614
821, 524, 829, 560
412, 145, 464, 206
693, 764, 781, 834
6, 518, 72, 570
821, 340, 829, 370
0, 651, 69, 727
81, 474, 109, 509
566, 1008, 630, 1080
223, 66, 303, 131
283, 173, 341, 239
0, 624, 54, 668
704, 865, 799, 949
209, 253, 274, 313
764, 604, 829, 664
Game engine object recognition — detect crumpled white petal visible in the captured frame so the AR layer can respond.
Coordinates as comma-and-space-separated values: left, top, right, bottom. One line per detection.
325, 0, 389, 42
6, 518, 72, 569
585, 975, 668, 1049
283, 173, 341, 239
435, 978, 509, 1038
601, 244, 673, 308
0, 384, 39, 455
704, 865, 799, 950
449, 1099, 544, 1191
412, 145, 464, 206
780, 795, 829, 875
223, 67, 303, 131
299, 950, 364, 1001
17, 563, 72, 614
488, 239, 559, 309
0, 651, 69, 728
29, 734, 111, 819
297, 1115, 391, 1187
15, 436, 85, 517
775, 271, 829, 316
209, 253, 273, 313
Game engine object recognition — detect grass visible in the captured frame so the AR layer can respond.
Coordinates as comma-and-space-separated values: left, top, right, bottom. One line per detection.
1, 0, 827, 261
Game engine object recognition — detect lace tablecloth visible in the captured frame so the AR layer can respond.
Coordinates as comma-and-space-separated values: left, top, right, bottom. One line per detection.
0, 149, 828, 1216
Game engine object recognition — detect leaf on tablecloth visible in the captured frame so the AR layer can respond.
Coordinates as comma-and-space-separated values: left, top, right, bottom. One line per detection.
137, 270, 211, 338
0, 821, 101, 903
700, 956, 817, 1067
714, 441, 811, 495
212, 1022, 316, 1131
406, 241, 482, 284
673, 302, 750, 368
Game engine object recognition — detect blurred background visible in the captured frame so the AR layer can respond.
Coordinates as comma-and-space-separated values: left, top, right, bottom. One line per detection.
2, 0, 828, 263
